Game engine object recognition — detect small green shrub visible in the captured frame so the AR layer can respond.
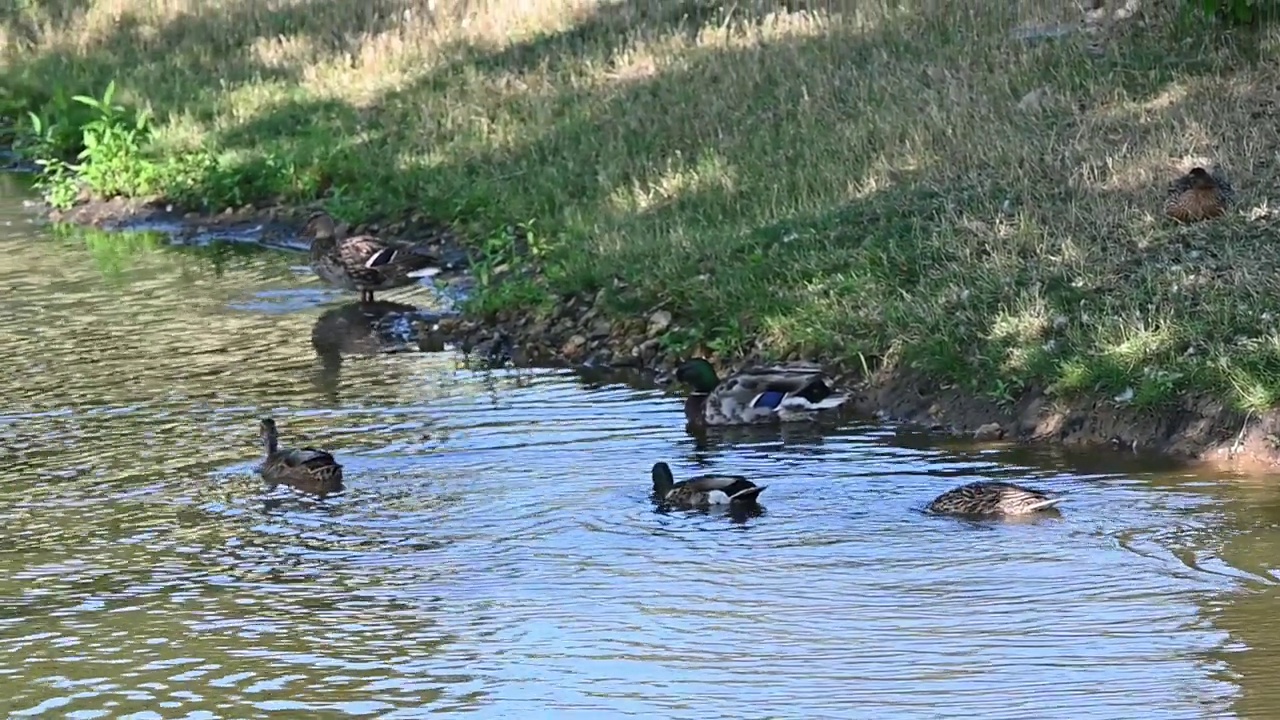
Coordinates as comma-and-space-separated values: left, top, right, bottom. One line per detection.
19, 81, 159, 207
1191, 0, 1280, 24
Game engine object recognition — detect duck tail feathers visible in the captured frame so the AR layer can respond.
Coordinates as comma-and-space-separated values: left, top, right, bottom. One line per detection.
779, 391, 848, 412
1027, 496, 1065, 512
729, 485, 767, 504
652, 462, 676, 496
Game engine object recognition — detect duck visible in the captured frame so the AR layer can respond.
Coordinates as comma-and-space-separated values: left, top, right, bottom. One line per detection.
927, 481, 1063, 516
1164, 166, 1235, 223
651, 461, 766, 510
302, 210, 440, 303
258, 417, 344, 496
671, 358, 848, 425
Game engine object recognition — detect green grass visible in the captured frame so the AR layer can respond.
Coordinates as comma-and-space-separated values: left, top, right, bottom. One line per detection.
6, 0, 1280, 412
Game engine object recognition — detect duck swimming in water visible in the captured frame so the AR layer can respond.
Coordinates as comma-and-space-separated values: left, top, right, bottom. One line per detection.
257, 417, 344, 496
927, 481, 1063, 516
670, 359, 848, 426
651, 461, 766, 510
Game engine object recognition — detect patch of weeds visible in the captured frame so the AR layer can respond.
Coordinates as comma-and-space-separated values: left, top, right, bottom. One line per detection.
1190, 0, 1280, 25
462, 221, 556, 318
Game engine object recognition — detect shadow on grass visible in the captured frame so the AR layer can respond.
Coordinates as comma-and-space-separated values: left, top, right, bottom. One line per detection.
6, 0, 1280, 408
1, 0, 416, 121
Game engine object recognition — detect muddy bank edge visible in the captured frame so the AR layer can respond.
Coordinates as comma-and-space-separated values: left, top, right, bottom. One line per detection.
35, 195, 1280, 474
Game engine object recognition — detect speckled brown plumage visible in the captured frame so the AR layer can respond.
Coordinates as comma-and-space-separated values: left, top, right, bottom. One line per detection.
927, 481, 1062, 516
258, 418, 344, 497
304, 211, 439, 303
1164, 167, 1234, 224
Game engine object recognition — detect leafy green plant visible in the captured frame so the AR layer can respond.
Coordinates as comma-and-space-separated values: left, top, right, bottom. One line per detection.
17, 86, 92, 161
67, 82, 154, 196
1190, 0, 1280, 24
20, 81, 160, 208
459, 221, 557, 317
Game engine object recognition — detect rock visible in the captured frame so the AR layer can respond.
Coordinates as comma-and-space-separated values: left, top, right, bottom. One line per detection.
638, 338, 661, 362
562, 334, 588, 359
647, 310, 672, 337
974, 422, 1004, 441
585, 349, 613, 367
417, 330, 447, 353
588, 318, 612, 339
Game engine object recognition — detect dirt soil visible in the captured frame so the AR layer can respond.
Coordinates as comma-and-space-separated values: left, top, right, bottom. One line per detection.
41, 195, 1280, 475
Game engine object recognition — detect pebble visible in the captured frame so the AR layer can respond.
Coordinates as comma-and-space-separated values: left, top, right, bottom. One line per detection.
647, 310, 672, 337
974, 422, 1004, 441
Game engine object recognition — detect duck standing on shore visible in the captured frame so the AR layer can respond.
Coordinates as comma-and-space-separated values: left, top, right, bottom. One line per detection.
1164, 166, 1234, 223
258, 417, 344, 496
668, 358, 848, 425
927, 481, 1063, 517
651, 461, 766, 510
303, 210, 440, 303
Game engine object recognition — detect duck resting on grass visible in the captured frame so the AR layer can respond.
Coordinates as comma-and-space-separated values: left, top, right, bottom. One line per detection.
927, 481, 1063, 517
669, 358, 848, 425
303, 210, 440, 303
1164, 166, 1235, 223
651, 461, 766, 510
258, 417, 344, 496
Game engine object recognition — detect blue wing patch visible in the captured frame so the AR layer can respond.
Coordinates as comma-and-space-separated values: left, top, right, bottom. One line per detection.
752, 390, 787, 409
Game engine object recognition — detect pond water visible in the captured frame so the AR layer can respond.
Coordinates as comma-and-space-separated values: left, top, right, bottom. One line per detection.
3, 174, 1280, 719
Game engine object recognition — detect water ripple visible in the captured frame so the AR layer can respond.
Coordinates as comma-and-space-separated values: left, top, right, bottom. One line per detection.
0, 199, 1268, 718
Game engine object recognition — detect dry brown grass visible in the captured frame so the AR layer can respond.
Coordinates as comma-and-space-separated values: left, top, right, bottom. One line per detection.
6, 0, 1280, 409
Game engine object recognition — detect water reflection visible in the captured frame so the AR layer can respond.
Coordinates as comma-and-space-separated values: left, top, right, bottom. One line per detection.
310, 300, 453, 403
0, 190, 1277, 717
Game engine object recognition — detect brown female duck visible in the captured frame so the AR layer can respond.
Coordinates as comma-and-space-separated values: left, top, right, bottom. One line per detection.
1164, 167, 1234, 223
303, 211, 439, 303
258, 417, 344, 496
927, 481, 1063, 517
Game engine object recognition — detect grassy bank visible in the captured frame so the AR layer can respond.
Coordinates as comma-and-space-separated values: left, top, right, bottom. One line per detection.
5, 0, 1280, 411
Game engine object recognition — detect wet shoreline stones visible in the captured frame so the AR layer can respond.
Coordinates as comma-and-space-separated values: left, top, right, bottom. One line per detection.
438, 297, 680, 374
31, 191, 1280, 471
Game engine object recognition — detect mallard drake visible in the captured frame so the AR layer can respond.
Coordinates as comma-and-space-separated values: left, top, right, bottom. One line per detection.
651, 461, 766, 510
927, 481, 1063, 516
1164, 166, 1234, 223
303, 211, 439, 303
670, 358, 848, 425
258, 417, 344, 496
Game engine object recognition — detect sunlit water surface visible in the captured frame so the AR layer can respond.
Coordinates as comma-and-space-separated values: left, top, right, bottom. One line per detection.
3, 177, 1280, 719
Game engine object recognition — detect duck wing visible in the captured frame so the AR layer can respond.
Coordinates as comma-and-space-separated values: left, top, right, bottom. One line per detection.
339, 236, 438, 276
729, 367, 837, 409
681, 474, 758, 496
283, 447, 338, 470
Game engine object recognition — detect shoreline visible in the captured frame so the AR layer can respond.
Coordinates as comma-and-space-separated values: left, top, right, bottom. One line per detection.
29, 191, 1280, 475
5, 0, 1277, 474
